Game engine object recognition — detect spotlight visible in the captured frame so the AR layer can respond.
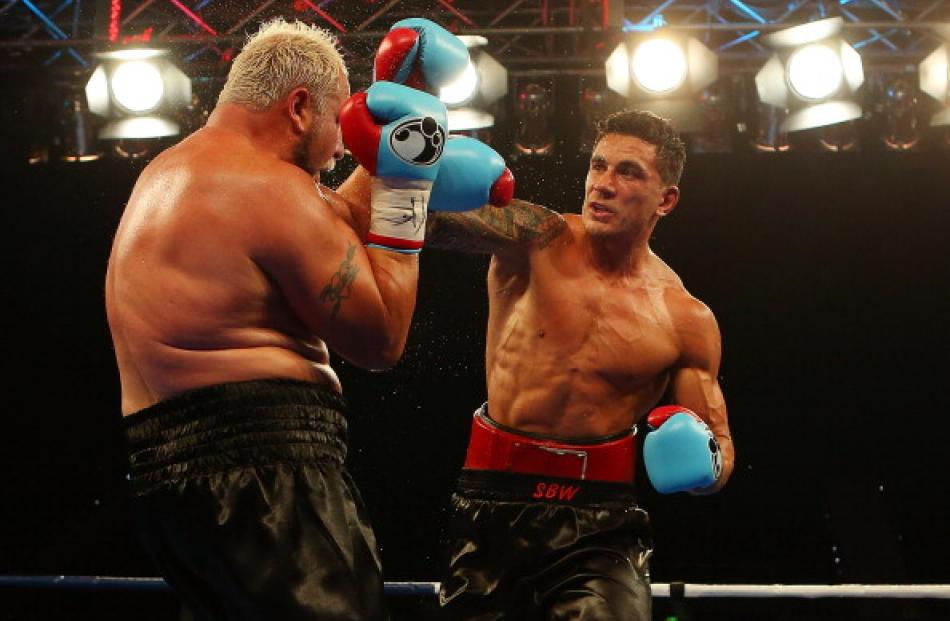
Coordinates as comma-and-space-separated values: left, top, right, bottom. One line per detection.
578, 82, 615, 151
111, 61, 165, 113
880, 77, 921, 151
786, 44, 843, 100
919, 32, 949, 126
692, 83, 733, 153
440, 61, 479, 106
58, 92, 102, 162
818, 121, 859, 152
631, 39, 688, 94
755, 17, 864, 132
513, 81, 555, 156
753, 103, 791, 152
85, 48, 191, 140
439, 36, 508, 132
606, 33, 718, 132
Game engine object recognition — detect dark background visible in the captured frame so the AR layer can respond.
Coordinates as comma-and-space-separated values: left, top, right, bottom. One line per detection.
2, 78, 950, 619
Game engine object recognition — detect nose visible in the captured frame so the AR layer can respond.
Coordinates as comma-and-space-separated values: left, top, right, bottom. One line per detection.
590, 171, 615, 197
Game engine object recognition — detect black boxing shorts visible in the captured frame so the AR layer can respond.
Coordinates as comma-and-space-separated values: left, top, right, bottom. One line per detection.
439, 405, 653, 621
124, 379, 387, 621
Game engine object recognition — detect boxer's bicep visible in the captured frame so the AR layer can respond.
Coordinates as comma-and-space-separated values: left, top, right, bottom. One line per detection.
426, 199, 566, 255
250, 177, 415, 368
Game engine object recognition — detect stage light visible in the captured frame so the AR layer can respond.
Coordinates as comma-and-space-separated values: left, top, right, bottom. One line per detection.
919, 31, 949, 127
111, 61, 165, 113
631, 38, 687, 94
753, 103, 791, 152
755, 17, 864, 133
85, 48, 191, 140
606, 33, 718, 132
880, 77, 921, 151
787, 45, 843, 100
578, 83, 614, 150
58, 92, 102, 162
440, 36, 508, 132
513, 81, 555, 156
440, 61, 479, 106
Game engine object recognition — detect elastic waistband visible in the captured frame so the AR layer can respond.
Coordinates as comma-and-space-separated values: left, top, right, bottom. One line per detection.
456, 469, 637, 508
124, 379, 349, 495
462, 405, 637, 484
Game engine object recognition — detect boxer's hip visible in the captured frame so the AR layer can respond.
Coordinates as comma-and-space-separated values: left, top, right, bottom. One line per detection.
123, 378, 349, 496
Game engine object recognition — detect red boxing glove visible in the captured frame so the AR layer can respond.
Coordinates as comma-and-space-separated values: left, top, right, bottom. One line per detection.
375, 27, 427, 91
374, 18, 470, 93
647, 405, 704, 429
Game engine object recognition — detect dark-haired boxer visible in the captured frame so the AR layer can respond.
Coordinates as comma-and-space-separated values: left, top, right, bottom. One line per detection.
106, 18, 496, 621
424, 109, 735, 620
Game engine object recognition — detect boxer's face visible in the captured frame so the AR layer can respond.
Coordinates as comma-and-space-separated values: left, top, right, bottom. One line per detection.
296, 75, 349, 177
582, 133, 678, 239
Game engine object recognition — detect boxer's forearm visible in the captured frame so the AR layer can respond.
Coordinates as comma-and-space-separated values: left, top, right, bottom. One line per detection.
426, 199, 566, 255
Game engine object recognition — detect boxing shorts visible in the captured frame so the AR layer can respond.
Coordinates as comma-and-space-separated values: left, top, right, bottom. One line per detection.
124, 379, 387, 621
439, 404, 653, 620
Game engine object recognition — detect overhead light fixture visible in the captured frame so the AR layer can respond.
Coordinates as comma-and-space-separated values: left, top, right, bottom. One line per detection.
880, 77, 921, 151
755, 17, 864, 132
753, 103, 791, 152
513, 81, 555, 157
605, 33, 718, 132
58, 92, 102, 162
439, 36, 508, 132
691, 83, 733, 153
919, 28, 949, 127
85, 48, 191, 140
578, 81, 614, 151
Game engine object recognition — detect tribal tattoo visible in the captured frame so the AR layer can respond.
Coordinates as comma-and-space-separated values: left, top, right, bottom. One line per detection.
318, 244, 359, 319
426, 199, 566, 254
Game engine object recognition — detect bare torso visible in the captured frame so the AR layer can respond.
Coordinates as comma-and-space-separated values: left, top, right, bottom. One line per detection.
106, 127, 340, 415
486, 215, 699, 437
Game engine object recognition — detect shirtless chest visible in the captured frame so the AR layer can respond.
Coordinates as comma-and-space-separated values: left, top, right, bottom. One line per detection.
485, 254, 682, 436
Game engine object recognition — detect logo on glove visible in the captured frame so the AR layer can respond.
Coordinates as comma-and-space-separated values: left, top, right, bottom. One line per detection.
388, 116, 444, 166
708, 433, 723, 480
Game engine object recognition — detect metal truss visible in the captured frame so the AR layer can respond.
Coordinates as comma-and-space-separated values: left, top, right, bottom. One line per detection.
0, 0, 947, 75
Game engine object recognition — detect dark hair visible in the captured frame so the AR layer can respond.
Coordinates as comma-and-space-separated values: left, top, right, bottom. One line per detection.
594, 109, 686, 186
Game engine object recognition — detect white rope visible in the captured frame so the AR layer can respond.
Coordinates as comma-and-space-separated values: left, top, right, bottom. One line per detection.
650, 583, 950, 599
2, 577, 950, 599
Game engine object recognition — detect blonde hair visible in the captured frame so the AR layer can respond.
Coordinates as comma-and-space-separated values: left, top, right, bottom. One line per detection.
218, 18, 347, 113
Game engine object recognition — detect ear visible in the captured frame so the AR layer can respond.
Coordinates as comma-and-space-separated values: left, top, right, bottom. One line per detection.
656, 185, 680, 218
286, 86, 313, 136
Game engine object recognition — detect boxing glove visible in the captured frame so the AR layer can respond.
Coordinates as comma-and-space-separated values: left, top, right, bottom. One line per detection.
429, 136, 515, 212
643, 405, 723, 494
374, 18, 470, 92
340, 81, 448, 253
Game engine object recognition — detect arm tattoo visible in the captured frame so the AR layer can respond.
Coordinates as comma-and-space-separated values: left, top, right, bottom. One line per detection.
426, 199, 566, 254
318, 244, 359, 319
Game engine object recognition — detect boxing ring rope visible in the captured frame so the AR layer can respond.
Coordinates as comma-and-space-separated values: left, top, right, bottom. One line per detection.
2, 576, 950, 599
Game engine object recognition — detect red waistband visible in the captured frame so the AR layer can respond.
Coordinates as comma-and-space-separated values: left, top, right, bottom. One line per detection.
463, 409, 637, 484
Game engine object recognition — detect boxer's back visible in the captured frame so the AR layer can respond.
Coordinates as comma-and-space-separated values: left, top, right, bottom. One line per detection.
106, 127, 337, 415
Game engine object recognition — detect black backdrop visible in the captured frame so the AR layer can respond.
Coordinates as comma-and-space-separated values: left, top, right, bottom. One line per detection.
2, 129, 950, 620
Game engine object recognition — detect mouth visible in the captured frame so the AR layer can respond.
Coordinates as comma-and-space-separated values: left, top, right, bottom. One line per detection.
587, 202, 615, 220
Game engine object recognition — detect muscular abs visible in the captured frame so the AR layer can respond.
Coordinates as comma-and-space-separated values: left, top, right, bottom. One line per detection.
485, 252, 682, 439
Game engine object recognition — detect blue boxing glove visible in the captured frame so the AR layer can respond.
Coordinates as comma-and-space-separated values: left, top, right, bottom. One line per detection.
643, 405, 723, 494
429, 136, 515, 212
374, 18, 470, 92
340, 81, 448, 252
